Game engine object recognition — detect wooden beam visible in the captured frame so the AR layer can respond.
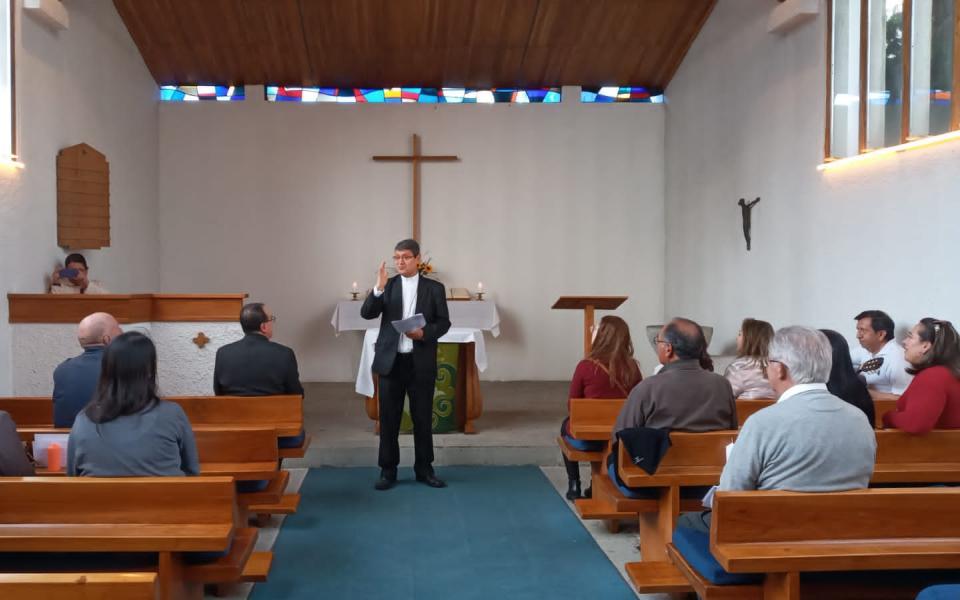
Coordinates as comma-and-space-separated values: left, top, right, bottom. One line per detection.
901, 0, 913, 143
859, 0, 869, 153
953, 0, 960, 131
825, 0, 834, 160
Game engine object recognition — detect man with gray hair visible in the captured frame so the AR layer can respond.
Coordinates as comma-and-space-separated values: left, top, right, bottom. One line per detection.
719, 325, 876, 493
675, 326, 876, 539
52, 312, 123, 427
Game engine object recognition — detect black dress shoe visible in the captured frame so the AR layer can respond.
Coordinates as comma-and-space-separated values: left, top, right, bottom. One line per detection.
415, 473, 447, 488
374, 472, 396, 491
565, 479, 582, 501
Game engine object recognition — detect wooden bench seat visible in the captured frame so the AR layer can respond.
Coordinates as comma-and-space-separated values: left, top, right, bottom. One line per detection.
0, 476, 259, 599
701, 488, 960, 600
0, 572, 159, 600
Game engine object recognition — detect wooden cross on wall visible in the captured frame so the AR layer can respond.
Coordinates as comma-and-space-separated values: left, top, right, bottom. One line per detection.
373, 134, 459, 241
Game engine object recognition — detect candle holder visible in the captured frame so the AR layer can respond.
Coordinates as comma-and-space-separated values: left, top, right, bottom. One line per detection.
350, 291, 360, 301
475, 290, 485, 301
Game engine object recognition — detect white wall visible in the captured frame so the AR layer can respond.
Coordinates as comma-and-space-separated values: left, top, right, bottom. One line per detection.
664, 0, 960, 355
158, 89, 666, 381
0, 0, 160, 393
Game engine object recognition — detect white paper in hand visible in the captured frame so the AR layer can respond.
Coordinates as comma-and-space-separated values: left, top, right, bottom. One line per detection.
391, 313, 426, 334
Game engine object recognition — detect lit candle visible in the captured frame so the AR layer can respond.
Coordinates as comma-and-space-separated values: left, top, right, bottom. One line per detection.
352, 281, 358, 292
478, 282, 484, 291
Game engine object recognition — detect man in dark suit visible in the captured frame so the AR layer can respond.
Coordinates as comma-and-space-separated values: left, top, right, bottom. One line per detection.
214, 302, 304, 397
361, 239, 451, 490
53, 312, 123, 427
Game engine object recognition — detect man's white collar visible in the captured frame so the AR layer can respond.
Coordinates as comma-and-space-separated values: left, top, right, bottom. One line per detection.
777, 383, 828, 403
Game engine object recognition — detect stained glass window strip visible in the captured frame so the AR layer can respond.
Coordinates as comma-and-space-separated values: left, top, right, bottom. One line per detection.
580, 86, 664, 103
160, 85, 245, 102
265, 86, 561, 104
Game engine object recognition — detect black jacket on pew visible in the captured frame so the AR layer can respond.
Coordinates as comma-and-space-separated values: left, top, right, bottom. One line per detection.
213, 333, 304, 396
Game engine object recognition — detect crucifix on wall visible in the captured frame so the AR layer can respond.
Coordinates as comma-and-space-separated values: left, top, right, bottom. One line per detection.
373, 134, 459, 241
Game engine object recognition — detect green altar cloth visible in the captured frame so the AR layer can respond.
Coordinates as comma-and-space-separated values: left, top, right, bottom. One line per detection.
400, 342, 459, 433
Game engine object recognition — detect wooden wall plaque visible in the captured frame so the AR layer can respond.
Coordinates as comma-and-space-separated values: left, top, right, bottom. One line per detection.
57, 143, 110, 249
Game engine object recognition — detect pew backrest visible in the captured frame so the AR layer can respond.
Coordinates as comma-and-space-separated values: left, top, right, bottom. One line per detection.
711, 488, 960, 573
734, 398, 774, 426
194, 426, 280, 480
0, 397, 52, 427
0, 573, 159, 600
568, 398, 625, 440
0, 476, 237, 552
618, 430, 738, 487
872, 429, 960, 483
167, 395, 303, 437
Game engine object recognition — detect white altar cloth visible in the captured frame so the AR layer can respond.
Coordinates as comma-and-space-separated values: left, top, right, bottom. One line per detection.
354, 327, 487, 397
331, 299, 500, 337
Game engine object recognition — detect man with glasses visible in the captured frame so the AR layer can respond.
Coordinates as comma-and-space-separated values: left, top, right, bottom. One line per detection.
362, 238, 451, 490
213, 302, 303, 397
613, 318, 736, 438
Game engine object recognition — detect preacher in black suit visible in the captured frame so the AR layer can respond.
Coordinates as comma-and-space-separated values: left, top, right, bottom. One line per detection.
361, 239, 451, 490
213, 303, 304, 397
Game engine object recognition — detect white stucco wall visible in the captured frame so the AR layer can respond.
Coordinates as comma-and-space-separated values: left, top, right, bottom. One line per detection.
158, 88, 667, 381
0, 0, 160, 393
664, 0, 960, 354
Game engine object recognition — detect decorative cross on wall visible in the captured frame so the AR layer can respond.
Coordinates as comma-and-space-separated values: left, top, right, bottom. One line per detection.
192, 332, 210, 349
373, 134, 459, 241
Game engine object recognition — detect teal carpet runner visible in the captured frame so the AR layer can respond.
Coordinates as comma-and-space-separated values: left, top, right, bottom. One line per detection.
251, 466, 638, 599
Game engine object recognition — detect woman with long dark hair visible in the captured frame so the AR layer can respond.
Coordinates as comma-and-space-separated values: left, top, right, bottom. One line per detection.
561, 315, 643, 500
820, 329, 875, 425
882, 318, 960, 433
68, 331, 199, 476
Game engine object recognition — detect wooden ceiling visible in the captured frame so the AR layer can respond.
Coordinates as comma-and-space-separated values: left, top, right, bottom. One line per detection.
113, 0, 716, 90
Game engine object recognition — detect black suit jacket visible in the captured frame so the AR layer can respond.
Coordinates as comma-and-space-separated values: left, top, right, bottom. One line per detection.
360, 275, 451, 378
213, 334, 304, 396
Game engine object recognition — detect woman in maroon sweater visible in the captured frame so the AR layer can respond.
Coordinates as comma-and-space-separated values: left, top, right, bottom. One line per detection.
561, 316, 642, 500
882, 318, 960, 434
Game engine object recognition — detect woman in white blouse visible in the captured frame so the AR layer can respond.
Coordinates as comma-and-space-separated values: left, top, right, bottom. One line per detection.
724, 318, 775, 399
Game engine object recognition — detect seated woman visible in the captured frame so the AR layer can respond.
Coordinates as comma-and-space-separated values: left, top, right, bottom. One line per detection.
723, 318, 775, 399
882, 318, 960, 433
0, 411, 34, 475
561, 315, 642, 501
68, 331, 199, 476
821, 329, 875, 425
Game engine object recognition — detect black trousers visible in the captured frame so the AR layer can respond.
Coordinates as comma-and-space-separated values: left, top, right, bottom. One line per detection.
378, 353, 435, 477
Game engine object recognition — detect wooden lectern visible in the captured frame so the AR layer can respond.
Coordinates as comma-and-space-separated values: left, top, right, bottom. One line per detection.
551, 296, 628, 356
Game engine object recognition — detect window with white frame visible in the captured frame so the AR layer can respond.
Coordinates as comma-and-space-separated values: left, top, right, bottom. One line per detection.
826, 0, 959, 161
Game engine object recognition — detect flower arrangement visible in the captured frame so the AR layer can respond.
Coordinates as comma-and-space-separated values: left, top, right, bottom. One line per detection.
417, 257, 435, 277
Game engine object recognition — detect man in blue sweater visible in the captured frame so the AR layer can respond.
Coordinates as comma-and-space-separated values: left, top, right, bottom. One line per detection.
52, 312, 122, 427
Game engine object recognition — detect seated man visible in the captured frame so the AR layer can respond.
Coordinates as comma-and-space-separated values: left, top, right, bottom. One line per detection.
611, 318, 736, 497
49, 253, 108, 295
52, 312, 122, 427
673, 326, 876, 584
214, 303, 304, 450
614, 317, 736, 435
851, 309, 912, 394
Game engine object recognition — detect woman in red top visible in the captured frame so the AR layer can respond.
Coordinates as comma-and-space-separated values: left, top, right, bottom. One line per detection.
882, 318, 960, 434
561, 315, 642, 500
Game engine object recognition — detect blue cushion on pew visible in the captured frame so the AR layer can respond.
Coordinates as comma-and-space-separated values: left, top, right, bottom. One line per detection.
672, 526, 762, 586
563, 433, 604, 452
278, 429, 306, 449
236, 479, 271, 493
917, 585, 960, 599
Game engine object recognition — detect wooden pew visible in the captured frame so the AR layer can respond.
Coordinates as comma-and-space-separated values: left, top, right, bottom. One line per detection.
0, 477, 270, 600
0, 395, 310, 458
873, 429, 960, 483
166, 395, 310, 459
0, 573, 159, 600
0, 396, 52, 427
869, 390, 899, 428
666, 488, 960, 600
20, 425, 301, 524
